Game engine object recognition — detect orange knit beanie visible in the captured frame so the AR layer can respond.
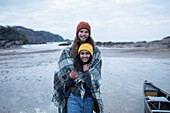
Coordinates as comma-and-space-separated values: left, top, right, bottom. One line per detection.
76, 21, 91, 36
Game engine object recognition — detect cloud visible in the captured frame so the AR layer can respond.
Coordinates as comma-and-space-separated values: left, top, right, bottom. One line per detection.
115, 0, 142, 3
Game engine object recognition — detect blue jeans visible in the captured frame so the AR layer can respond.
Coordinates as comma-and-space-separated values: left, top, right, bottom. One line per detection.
67, 93, 94, 113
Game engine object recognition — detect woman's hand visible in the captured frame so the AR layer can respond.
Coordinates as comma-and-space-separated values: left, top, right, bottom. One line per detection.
83, 64, 89, 71
69, 70, 77, 79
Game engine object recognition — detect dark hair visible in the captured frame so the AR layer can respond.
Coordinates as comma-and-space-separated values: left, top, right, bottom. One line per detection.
73, 53, 92, 72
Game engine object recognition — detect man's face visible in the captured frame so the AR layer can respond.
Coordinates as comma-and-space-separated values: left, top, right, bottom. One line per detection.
78, 29, 89, 42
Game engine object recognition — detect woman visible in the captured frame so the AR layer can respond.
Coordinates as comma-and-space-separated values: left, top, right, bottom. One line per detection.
66, 43, 94, 113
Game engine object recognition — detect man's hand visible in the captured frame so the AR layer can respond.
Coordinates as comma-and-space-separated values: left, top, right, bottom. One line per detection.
83, 64, 89, 71
69, 70, 77, 79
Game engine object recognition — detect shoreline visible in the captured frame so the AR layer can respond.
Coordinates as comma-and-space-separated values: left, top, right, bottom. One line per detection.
1, 47, 170, 59
0, 49, 61, 56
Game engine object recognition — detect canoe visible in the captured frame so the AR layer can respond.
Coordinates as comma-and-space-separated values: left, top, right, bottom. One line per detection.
143, 80, 170, 113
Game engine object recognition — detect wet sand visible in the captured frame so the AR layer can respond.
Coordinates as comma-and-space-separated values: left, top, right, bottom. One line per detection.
101, 47, 170, 113
100, 47, 170, 58
0, 47, 170, 113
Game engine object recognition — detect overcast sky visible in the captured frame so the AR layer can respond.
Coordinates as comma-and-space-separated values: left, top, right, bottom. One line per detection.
0, 0, 170, 42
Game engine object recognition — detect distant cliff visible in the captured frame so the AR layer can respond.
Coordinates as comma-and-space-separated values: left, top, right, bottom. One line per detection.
12, 26, 64, 43
0, 26, 27, 41
0, 25, 67, 48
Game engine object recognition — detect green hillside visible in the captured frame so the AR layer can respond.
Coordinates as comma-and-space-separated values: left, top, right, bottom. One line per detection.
0, 26, 27, 42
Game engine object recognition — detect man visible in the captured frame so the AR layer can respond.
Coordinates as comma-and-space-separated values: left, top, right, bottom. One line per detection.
52, 21, 103, 113
70, 21, 95, 58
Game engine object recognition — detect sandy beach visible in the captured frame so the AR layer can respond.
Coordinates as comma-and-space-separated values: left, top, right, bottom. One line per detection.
0, 44, 170, 113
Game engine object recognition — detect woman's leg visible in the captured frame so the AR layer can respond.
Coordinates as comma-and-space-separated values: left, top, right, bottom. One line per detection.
83, 97, 94, 113
67, 93, 82, 113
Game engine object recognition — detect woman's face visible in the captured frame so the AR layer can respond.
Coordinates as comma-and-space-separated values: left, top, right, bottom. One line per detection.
78, 29, 89, 42
80, 50, 90, 63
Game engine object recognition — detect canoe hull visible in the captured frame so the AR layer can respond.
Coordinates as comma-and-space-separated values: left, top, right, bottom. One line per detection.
143, 80, 170, 113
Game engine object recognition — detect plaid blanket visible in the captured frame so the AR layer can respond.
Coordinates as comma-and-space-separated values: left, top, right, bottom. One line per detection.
52, 46, 103, 113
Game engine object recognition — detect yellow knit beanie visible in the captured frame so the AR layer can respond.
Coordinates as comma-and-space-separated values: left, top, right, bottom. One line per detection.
78, 43, 93, 57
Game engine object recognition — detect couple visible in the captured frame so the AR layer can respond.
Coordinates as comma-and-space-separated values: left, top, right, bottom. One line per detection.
52, 21, 103, 113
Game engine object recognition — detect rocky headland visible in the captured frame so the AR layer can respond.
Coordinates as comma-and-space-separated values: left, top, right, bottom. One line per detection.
96, 36, 170, 49
0, 25, 68, 49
